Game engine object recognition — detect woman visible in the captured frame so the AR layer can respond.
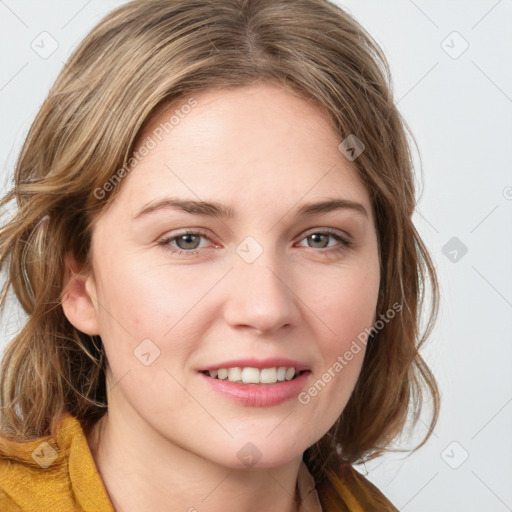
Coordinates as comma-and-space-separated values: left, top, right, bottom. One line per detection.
0, 1, 439, 510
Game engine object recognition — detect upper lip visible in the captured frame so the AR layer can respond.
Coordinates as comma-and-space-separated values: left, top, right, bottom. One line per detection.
199, 358, 310, 373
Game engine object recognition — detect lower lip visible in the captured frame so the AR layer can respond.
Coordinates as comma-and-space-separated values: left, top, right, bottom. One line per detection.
199, 371, 311, 407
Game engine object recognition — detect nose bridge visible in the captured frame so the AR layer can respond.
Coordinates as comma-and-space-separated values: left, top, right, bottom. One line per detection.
223, 234, 300, 333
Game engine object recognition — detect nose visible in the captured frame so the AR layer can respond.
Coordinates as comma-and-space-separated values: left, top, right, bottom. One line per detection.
222, 247, 301, 335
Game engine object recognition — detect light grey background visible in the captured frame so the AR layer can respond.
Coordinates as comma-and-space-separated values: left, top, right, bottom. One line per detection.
1, 1, 511, 510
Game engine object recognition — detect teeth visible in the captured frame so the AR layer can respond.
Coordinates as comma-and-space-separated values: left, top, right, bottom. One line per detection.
285, 368, 296, 381
241, 367, 260, 384
207, 366, 300, 384
259, 368, 277, 384
228, 367, 242, 382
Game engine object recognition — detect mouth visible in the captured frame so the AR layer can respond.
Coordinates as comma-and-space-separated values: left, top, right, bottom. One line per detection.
200, 367, 309, 385
198, 367, 312, 407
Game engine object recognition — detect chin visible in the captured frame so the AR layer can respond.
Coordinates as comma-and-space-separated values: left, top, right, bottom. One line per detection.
206, 435, 309, 471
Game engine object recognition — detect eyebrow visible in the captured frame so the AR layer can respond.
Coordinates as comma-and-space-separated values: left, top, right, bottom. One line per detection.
133, 197, 369, 220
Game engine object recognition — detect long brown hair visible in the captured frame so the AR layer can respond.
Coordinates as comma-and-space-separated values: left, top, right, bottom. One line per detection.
0, 0, 439, 500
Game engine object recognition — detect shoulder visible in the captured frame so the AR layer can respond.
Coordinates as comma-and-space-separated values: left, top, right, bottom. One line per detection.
0, 413, 114, 512
317, 461, 399, 512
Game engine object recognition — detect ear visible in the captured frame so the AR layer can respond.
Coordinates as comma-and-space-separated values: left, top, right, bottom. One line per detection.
61, 252, 100, 335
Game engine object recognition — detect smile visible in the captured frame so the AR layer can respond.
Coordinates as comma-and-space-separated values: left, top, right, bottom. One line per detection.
199, 369, 311, 407
202, 366, 304, 384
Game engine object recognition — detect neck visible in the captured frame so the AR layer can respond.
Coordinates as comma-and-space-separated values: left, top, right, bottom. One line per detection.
86, 406, 302, 512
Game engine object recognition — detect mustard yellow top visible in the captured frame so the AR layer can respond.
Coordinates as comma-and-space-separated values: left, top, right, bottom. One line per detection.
0, 413, 398, 511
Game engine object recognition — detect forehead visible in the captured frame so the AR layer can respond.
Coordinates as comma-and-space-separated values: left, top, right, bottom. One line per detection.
112, 84, 373, 221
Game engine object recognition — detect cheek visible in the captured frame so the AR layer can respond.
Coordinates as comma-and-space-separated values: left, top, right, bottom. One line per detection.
306, 260, 379, 398
298, 278, 374, 421
92, 256, 228, 394
94, 255, 218, 338
314, 263, 379, 344
93, 258, 201, 412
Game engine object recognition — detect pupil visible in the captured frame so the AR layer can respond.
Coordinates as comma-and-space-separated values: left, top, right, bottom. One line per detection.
180, 234, 197, 249
310, 234, 326, 248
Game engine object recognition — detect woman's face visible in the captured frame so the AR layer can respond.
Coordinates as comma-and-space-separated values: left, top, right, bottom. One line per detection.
78, 84, 380, 468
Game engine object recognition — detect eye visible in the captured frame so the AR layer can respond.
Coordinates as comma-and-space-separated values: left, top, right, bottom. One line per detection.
157, 229, 214, 255
296, 229, 353, 254
158, 228, 353, 257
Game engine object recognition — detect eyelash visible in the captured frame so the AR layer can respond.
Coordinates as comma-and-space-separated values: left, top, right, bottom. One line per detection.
157, 228, 353, 257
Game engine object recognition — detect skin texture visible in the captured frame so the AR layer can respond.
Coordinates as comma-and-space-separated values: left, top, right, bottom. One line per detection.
61, 83, 381, 512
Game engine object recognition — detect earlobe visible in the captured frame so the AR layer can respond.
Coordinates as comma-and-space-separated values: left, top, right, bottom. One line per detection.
61, 253, 100, 335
